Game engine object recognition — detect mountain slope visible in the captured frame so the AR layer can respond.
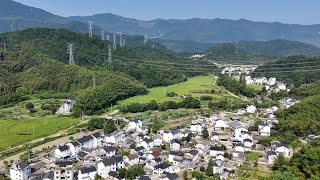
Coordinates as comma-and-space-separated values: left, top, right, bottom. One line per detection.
69, 13, 320, 46
0, 0, 104, 34
238, 39, 320, 57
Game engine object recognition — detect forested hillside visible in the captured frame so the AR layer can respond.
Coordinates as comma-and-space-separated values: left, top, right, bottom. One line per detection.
204, 43, 271, 64
0, 28, 216, 88
0, 48, 147, 114
237, 39, 320, 57
252, 56, 320, 87
0, 28, 217, 114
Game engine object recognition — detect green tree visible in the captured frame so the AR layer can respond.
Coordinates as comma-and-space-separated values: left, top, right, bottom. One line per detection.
271, 171, 298, 180
206, 162, 214, 176
104, 120, 117, 135
186, 133, 193, 142
25, 102, 35, 112
202, 128, 209, 139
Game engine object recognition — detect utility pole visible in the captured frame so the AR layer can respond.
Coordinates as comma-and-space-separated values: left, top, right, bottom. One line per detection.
101, 30, 105, 40
113, 33, 116, 50
152, 41, 155, 48
88, 21, 93, 38
67, 44, 75, 65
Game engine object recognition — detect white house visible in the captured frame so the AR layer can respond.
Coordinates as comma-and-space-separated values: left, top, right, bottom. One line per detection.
212, 160, 225, 175
91, 132, 103, 148
104, 131, 125, 144
102, 146, 117, 158
163, 131, 174, 143
77, 135, 95, 149
97, 158, 116, 179
210, 145, 226, 157
139, 138, 154, 151
211, 132, 220, 142
168, 151, 183, 163
234, 144, 245, 152
246, 105, 257, 114
266, 151, 277, 164
243, 139, 253, 151
55, 145, 71, 159
54, 161, 74, 180
124, 154, 139, 166
127, 119, 143, 132
66, 141, 81, 157
258, 124, 271, 136
78, 166, 97, 180
170, 139, 180, 151
153, 163, 172, 176
190, 123, 202, 133
214, 119, 228, 131
271, 141, 290, 157
97, 156, 124, 179
10, 162, 31, 180
171, 129, 181, 139
154, 135, 163, 147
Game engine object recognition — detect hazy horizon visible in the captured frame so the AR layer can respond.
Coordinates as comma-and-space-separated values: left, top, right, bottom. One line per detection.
13, 0, 320, 25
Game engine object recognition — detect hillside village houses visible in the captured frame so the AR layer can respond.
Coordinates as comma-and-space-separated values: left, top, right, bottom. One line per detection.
10, 102, 295, 180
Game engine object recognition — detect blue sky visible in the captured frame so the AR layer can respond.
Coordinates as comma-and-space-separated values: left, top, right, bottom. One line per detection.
14, 0, 320, 25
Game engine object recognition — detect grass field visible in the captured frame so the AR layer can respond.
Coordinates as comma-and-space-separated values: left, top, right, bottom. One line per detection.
119, 76, 233, 106
248, 84, 264, 91
0, 116, 79, 151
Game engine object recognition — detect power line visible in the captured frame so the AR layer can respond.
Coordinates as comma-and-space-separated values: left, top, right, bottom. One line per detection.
112, 55, 218, 67
67, 43, 75, 65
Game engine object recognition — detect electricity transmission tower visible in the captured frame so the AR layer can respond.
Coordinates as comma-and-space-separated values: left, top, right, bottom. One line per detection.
108, 45, 112, 67
113, 34, 117, 49
106, 35, 110, 41
144, 34, 148, 44
101, 30, 105, 40
3, 40, 6, 52
123, 39, 126, 46
236, 41, 238, 54
119, 32, 123, 47
67, 44, 75, 65
88, 21, 93, 38
93, 76, 96, 87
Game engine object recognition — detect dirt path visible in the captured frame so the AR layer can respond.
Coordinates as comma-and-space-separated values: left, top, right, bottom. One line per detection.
213, 77, 250, 102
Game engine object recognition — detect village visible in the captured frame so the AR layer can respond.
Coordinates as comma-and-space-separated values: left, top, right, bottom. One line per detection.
8, 99, 299, 180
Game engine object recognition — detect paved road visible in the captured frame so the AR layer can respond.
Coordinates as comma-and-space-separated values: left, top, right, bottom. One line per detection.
0, 130, 100, 170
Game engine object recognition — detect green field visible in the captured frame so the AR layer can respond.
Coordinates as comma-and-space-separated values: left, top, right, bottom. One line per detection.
0, 116, 79, 150
248, 84, 264, 91
119, 76, 233, 106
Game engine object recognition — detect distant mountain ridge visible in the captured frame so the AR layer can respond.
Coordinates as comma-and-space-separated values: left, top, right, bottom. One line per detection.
69, 13, 320, 47
0, 0, 103, 34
